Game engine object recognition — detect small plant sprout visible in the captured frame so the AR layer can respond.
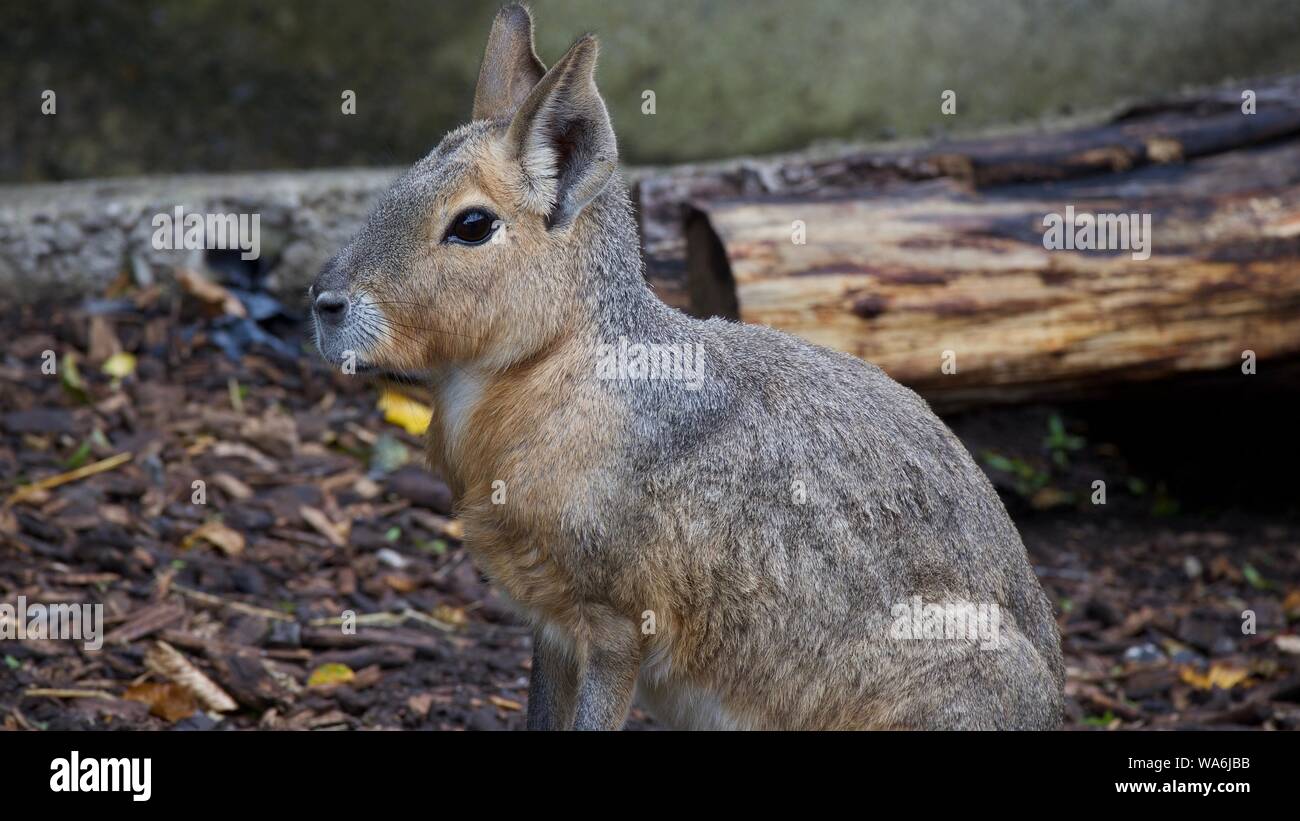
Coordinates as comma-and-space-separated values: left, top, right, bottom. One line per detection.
1043, 414, 1084, 468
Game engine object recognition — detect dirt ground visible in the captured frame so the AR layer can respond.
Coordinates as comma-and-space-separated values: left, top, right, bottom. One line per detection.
1, 289, 1297, 731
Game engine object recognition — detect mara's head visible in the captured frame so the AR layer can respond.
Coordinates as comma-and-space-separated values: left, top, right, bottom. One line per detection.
311, 4, 631, 378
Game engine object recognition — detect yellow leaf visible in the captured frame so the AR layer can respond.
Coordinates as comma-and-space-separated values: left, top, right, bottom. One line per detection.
432, 604, 468, 628
308, 663, 356, 688
379, 390, 432, 435
1179, 663, 1252, 691
101, 352, 137, 379
1283, 589, 1300, 619
60, 352, 88, 402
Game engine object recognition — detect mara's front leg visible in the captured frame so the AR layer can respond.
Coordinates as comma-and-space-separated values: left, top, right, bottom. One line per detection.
527, 626, 580, 730
573, 606, 642, 731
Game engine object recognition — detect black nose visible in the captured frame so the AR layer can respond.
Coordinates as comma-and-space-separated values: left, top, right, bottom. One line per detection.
314, 290, 349, 322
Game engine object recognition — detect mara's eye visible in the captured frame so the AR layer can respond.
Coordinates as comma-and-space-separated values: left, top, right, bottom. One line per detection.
444, 209, 497, 245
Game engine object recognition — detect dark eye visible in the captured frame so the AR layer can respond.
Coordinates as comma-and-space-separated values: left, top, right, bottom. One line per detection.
444, 209, 497, 245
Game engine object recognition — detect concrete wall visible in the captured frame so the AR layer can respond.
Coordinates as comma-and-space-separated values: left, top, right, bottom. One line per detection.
5, 0, 1299, 182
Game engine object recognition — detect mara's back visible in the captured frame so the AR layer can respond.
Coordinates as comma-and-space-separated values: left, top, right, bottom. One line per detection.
601, 306, 1065, 728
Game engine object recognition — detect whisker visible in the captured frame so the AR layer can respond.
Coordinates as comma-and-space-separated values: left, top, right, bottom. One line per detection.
368, 318, 434, 352
371, 316, 487, 344
362, 299, 491, 344
367, 318, 481, 387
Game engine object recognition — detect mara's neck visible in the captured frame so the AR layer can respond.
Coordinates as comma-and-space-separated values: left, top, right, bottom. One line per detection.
576, 177, 691, 344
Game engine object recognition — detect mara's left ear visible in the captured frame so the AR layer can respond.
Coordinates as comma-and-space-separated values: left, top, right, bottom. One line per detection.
472, 4, 546, 122
506, 35, 618, 230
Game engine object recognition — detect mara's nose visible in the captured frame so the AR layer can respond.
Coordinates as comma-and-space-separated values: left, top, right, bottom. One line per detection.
314, 290, 350, 323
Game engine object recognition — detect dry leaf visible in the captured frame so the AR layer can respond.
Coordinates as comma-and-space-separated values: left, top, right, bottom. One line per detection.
144, 641, 238, 712
181, 520, 246, 556
210, 441, 277, 472
300, 505, 348, 547
211, 472, 254, 500
353, 477, 382, 499
1207, 555, 1242, 583
407, 693, 434, 716
239, 412, 299, 458
384, 573, 419, 593
99, 504, 132, 526
176, 268, 246, 317
87, 316, 122, 363
123, 681, 197, 722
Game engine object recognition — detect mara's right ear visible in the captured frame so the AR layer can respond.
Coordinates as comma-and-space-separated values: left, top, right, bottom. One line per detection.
472, 4, 546, 121
506, 35, 618, 230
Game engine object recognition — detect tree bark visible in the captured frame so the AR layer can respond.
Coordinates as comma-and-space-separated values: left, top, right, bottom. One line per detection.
637, 75, 1300, 313
684, 140, 1300, 407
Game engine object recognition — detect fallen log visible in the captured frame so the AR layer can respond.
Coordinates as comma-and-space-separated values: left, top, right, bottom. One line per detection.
686, 139, 1300, 407
641, 74, 1300, 319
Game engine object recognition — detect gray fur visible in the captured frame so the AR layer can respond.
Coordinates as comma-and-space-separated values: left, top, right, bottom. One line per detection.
562, 181, 1064, 729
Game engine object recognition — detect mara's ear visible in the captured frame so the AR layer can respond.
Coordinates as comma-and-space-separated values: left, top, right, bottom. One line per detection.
506, 35, 617, 230
472, 4, 546, 121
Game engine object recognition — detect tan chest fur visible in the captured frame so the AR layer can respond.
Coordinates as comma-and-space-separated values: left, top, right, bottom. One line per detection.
424, 339, 629, 636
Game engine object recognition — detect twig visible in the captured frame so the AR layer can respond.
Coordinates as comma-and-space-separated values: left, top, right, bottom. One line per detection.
9, 706, 39, 731
23, 688, 117, 700
4, 452, 133, 508
308, 608, 456, 633
171, 583, 296, 622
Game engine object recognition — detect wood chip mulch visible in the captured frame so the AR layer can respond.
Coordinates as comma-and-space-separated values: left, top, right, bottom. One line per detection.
1, 288, 1297, 730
